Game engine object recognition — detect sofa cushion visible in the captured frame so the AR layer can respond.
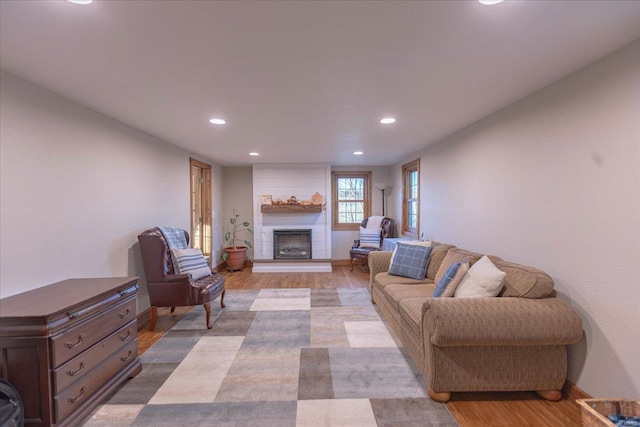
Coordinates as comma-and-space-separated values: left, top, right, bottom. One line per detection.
426, 243, 456, 281
433, 261, 462, 297
374, 272, 433, 291
441, 261, 469, 298
359, 226, 382, 249
383, 284, 433, 312
389, 243, 432, 280
493, 259, 555, 298
434, 248, 483, 285
455, 256, 506, 298
399, 297, 427, 340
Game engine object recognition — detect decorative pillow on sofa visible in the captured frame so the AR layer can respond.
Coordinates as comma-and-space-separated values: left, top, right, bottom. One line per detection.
388, 243, 432, 280
359, 226, 382, 249
390, 240, 432, 265
454, 255, 506, 298
433, 259, 469, 297
441, 261, 469, 297
171, 248, 212, 280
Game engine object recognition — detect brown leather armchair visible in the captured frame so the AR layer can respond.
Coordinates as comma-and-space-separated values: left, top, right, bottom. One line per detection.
138, 227, 225, 330
350, 217, 395, 271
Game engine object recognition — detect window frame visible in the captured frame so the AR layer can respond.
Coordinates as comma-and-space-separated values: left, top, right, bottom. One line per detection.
402, 159, 420, 239
331, 171, 372, 231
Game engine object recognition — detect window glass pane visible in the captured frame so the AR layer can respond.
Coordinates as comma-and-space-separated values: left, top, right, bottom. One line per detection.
338, 201, 364, 224
408, 200, 418, 229
337, 178, 364, 200
409, 171, 418, 198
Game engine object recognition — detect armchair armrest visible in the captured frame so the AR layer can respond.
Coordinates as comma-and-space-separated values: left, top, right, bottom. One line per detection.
368, 251, 393, 287
163, 273, 191, 283
422, 297, 583, 347
352, 239, 361, 249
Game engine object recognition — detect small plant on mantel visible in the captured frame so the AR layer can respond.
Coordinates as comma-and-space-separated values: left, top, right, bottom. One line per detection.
221, 209, 253, 271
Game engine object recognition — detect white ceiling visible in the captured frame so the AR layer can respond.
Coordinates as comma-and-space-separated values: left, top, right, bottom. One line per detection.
1, 1, 639, 166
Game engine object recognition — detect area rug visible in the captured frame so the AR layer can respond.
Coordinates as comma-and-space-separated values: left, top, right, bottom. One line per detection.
82, 288, 458, 426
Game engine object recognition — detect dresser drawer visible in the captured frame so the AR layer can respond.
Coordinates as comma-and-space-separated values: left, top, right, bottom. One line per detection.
52, 320, 137, 394
54, 339, 138, 423
51, 296, 136, 367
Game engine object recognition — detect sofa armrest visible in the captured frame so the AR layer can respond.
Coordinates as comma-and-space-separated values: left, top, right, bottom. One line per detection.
368, 251, 393, 287
422, 297, 583, 347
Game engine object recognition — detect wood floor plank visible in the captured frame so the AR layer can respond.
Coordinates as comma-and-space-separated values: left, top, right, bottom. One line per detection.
137, 266, 583, 426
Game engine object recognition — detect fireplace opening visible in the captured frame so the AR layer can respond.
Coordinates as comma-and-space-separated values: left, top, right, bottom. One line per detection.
273, 229, 312, 260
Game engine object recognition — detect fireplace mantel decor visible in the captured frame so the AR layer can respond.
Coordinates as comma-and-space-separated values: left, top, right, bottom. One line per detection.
261, 204, 322, 213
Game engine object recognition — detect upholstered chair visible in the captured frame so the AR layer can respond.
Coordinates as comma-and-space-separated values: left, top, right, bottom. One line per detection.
138, 227, 225, 330
349, 217, 395, 271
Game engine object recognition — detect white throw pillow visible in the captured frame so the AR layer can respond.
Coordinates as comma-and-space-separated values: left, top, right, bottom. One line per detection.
454, 255, 506, 298
171, 248, 212, 280
390, 240, 432, 266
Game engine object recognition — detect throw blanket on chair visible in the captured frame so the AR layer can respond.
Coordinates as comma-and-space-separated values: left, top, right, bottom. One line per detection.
158, 226, 188, 249
366, 215, 384, 230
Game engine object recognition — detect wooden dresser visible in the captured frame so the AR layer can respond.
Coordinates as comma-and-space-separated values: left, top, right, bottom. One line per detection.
0, 277, 142, 426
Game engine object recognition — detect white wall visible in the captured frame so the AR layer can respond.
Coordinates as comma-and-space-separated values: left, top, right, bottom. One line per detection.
0, 71, 224, 314
390, 41, 640, 398
331, 166, 393, 260
221, 166, 254, 261
253, 164, 332, 260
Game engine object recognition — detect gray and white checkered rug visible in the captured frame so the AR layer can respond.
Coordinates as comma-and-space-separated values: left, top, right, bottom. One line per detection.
83, 288, 457, 426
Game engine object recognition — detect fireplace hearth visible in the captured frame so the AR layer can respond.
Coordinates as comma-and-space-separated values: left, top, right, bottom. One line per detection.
273, 229, 312, 260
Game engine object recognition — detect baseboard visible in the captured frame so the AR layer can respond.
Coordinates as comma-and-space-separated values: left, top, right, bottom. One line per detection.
563, 380, 591, 401
137, 307, 151, 331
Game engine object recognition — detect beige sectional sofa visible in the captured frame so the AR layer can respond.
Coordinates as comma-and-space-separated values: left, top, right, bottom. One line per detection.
369, 242, 583, 403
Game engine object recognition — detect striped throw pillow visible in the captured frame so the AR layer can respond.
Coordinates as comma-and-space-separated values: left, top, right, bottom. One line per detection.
359, 227, 382, 249
171, 248, 212, 280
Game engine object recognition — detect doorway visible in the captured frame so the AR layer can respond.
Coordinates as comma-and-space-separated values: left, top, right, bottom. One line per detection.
190, 158, 212, 260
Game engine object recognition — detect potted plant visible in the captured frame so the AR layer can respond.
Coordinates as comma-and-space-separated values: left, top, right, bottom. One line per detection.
221, 209, 253, 271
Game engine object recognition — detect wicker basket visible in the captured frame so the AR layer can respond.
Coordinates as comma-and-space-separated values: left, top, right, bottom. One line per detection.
577, 399, 640, 427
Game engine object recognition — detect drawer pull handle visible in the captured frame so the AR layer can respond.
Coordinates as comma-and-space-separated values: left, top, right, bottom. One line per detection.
65, 334, 85, 349
120, 350, 133, 362
68, 386, 87, 403
66, 361, 86, 377
118, 309, 131, 319
119, 330, 132, 341
119, 290, 127, 296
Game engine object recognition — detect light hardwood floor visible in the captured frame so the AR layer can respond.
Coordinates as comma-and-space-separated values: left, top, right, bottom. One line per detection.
137, 265, 585, 427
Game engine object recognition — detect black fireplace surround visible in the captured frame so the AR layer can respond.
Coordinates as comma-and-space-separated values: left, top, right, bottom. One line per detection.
273, 229, 312, 260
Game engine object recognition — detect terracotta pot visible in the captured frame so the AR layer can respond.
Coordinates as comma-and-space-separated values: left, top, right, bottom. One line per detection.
225, 246, 248, 271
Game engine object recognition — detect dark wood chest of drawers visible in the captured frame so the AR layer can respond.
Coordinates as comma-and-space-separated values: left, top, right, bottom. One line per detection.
0, 277, 142, 426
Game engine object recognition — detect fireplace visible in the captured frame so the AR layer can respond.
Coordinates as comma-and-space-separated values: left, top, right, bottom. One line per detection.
273, 229, 312, 260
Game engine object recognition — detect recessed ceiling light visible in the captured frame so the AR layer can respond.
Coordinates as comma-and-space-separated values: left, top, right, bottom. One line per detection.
249, 152, 259, 156
353, 151, 363, 155
380, 117, 396, 124
478, 0, 504, 5
209, 118, 226, 125
66, 0, 94, 4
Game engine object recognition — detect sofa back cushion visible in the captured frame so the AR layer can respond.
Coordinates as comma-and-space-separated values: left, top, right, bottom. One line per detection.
434, 248, 483, 285
492, 259, 555, 298
426, 242, 456, 280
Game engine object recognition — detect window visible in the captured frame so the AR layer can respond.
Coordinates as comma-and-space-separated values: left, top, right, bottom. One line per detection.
402, 159, 419, 238
190, 158, 212, 259
332, 171, 372, 230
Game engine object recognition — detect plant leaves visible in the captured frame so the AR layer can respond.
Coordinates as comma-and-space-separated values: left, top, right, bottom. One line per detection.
230, 218, 236, 225
221, 251, 228, 261
225, 231, 231, 241
243, 221, 250, 227
245, 240, 253, 248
